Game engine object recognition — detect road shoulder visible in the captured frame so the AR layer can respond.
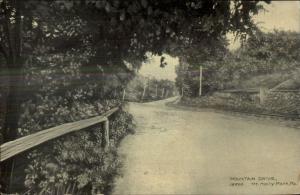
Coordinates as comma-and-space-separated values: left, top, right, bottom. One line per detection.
166, 99, 300, 130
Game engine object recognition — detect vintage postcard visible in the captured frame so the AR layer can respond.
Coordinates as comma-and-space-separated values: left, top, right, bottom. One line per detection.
0, 0, 299, 194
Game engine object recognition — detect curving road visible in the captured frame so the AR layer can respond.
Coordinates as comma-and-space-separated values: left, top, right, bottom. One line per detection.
112, 97, 300, 194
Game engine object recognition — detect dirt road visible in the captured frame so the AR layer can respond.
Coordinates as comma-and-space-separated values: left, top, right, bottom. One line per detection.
112, 97, 300, 194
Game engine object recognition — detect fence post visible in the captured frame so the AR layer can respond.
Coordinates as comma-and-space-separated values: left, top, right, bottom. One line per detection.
259, 87, 268, 104
141, 82, 147, 101
114, 89, 117, 98
103, 118, 110, 150
122, 89, 126, 101
165, 90, 169, 98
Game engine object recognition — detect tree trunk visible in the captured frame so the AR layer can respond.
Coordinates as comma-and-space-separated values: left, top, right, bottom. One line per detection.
1, 0, 24, 192
1, 60, 24, 193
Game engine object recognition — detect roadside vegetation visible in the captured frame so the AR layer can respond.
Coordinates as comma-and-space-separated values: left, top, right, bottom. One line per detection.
176, 30, 300, 118
5, 47, 136, 194
125, 75, 176, 102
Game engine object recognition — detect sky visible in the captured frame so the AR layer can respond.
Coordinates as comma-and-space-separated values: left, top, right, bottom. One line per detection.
139, 54, 179, 81
139, 1, 300, 81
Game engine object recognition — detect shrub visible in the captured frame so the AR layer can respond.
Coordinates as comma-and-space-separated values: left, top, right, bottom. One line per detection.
22, 109, 134, 195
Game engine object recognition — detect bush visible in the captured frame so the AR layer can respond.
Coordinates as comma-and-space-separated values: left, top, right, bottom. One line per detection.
21, 109, 134, 195
8, 51, 136, 194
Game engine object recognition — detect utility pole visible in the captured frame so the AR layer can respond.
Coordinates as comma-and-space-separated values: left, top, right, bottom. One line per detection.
199, 65, 203, 97
155, 84, 158, 97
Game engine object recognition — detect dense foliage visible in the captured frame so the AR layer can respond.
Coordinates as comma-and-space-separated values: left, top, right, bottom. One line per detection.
126, 75, 176, 102
176, 30, 300, 97
21, 110, 134, 194
217, 30, 300, 89
0, 0, 271, 140
4, 48, 135, 193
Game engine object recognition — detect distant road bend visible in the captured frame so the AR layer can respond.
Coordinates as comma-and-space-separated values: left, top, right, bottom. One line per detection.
113, 97, 300, 194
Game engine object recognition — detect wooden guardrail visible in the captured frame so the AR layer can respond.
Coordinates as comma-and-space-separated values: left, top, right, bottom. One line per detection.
0, 107, 119, 162
270, 89, 300, 92
220, 89, 300, 93
220, 89, 259, 93
218, 88, 300, 104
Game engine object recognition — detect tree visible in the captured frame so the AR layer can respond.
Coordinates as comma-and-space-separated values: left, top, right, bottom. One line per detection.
175, 35, 230, 96
196, 30, 300, 91
241, 30, 300, 71
0, 0, 270, 192
0, 0, 271, 140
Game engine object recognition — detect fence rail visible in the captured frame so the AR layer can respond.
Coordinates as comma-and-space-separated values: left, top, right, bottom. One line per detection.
217, 88, 300, 105
270, 89, 300, 92
220, 89, 300, 93
220, 89, 259, 93
0, 107, 119, 162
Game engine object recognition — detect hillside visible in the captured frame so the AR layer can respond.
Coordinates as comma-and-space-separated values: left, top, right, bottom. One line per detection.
235, 69, 300, 90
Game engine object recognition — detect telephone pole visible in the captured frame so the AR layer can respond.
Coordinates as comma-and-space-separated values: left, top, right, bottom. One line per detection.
199, 65, 203, 97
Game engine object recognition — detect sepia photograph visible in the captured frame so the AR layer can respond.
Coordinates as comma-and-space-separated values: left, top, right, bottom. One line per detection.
0, 0, 300, 194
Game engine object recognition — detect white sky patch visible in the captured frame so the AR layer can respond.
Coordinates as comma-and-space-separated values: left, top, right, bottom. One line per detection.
139, 54, 179, 81
227, 33, 242, 51
228, 1, 300, 51
254, 1, 300, 32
